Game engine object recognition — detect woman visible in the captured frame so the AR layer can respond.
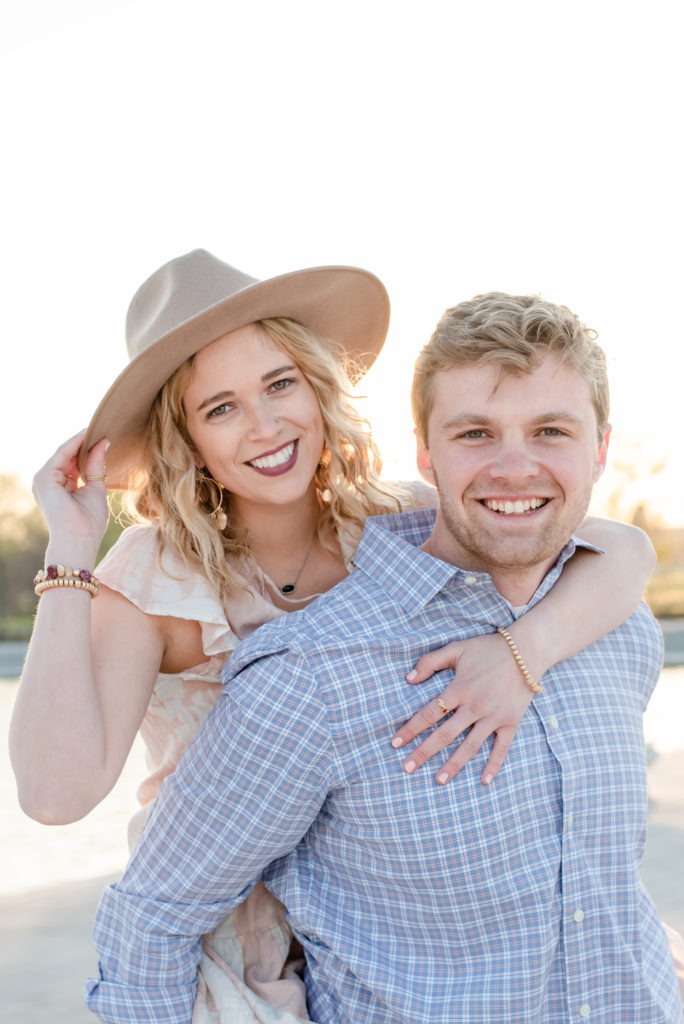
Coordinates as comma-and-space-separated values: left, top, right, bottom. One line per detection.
10, 249, 659, 1021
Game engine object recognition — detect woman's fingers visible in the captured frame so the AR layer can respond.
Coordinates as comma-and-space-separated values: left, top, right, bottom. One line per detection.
391, 694, 454, 750
31, 433, 110, 542
393, 674, 532, 785
81, 436, 110, 486
478, 727, 516, 785
405, 642, 461, 683
53, 429, 89, 467
396, 713, 514, 786
395, 704, 480, 772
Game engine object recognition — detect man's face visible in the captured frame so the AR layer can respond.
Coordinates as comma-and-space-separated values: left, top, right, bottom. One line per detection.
417, 353, 610, 602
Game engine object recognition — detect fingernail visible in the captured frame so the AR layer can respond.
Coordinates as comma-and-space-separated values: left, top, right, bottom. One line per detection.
483, 773, 493, 785
391, 736, 404, 748
437, 772, 449, 785
406, 670, 417, 682
403, 759, 416, 774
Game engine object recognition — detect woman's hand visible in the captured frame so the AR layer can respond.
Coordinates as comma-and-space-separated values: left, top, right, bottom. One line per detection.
391, 632, 534, 786
32, 430, 110, 561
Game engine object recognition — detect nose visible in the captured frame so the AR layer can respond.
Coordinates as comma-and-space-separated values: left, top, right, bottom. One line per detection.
245, 399, 282, 439
487, 440, 540, 481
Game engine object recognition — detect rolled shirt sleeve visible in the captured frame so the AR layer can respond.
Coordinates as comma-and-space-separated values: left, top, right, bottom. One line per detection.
86, 652, 331, 1023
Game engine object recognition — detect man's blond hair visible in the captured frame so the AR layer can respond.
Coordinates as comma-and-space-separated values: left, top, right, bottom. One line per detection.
411, 292, 609, 443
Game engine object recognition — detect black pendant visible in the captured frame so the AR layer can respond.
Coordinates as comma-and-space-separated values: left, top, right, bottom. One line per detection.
280, 583, 296, 594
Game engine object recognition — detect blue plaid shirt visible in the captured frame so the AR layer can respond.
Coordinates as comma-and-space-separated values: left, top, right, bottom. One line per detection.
86, 509, 682, 1023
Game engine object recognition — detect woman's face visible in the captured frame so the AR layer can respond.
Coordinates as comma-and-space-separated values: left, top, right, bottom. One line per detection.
183, 323, 325, 515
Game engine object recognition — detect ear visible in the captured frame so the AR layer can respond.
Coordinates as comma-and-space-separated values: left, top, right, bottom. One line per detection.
593, 424, 612, 482
415, 429, 435, 485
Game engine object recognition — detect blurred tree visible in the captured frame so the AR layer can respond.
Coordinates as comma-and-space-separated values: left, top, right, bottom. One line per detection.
593, 439, 667, 526
0, 476, 48, 620
0, 475, 125, 629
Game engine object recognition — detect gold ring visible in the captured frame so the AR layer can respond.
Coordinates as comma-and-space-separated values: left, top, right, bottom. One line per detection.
85, 474, 107, 483
437, 698, 449, 716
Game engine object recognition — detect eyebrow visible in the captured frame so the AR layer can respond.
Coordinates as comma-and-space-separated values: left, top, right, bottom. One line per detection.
440, 410, 584, 431
194, 364, 298, 413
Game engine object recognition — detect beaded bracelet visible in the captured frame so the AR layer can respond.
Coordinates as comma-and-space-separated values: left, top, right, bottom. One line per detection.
34, 564, 100, 598
497, 626, 543, 694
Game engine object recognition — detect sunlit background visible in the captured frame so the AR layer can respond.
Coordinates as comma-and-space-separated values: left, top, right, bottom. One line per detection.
1, 0, 682, 527
1, 7, 683, 1020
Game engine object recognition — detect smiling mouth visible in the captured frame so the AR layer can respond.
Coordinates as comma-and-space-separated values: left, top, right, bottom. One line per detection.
247, 441, 296, 470
481, 497, 549, 515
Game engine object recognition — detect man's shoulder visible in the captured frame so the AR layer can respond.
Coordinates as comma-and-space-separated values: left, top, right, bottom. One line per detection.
564, 598, 663, 660
556, 599, 664, 696
365, 505, 436, 543
223, 569, 373, 681
612, 599, 663, 641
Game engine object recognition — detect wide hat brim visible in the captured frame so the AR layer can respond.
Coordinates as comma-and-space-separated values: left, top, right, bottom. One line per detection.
81, 254, 390, 489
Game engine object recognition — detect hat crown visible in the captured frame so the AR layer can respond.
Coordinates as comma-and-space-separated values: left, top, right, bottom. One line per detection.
125, 249, 259, 362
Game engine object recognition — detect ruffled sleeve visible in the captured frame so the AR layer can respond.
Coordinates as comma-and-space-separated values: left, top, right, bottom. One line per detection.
96, 524, 238, 658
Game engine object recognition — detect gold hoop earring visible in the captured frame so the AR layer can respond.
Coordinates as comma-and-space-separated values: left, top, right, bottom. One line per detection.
198, 472, 228, 531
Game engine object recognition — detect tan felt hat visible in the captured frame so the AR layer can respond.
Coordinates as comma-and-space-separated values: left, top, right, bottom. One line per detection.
81, 248, 390, 488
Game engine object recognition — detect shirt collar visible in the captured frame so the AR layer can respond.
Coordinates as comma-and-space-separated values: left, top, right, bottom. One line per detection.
352, 509, 603, 616
351, 509, 457, 615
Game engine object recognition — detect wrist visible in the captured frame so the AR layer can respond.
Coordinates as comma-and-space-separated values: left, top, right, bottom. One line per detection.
45, 543, 100, 570
497, 627, 543, 694
505, 617, 554, 680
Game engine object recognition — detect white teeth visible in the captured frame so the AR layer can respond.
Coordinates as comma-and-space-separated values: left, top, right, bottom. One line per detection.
483, 498, 546, 515
249, 442, 295, 469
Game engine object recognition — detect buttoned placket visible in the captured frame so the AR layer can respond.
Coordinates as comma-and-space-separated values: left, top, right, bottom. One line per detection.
537, 697, 597, 1021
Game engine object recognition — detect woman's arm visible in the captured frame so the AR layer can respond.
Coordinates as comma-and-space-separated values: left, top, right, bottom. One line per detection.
391, 517, 656, 785
9, 432, 163, 823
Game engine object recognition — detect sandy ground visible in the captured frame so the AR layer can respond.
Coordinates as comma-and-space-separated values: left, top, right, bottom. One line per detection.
2, 672, 683, 1024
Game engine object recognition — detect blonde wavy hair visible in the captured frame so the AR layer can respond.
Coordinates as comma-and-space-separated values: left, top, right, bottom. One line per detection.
124, 317, 409, 606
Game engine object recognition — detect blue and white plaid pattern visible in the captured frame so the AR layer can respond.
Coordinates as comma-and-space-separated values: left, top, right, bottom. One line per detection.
86, 509, 682, 1023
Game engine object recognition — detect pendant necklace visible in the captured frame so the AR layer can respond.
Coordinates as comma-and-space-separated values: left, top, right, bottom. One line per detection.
262, 532, 322, 604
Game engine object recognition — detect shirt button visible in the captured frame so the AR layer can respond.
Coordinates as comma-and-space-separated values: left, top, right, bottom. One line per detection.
463, 575, 478, 585
573, 909, 585, 923
550, 716, 559, 730
579, 1004, 591, 1018
567, 812, 574, 829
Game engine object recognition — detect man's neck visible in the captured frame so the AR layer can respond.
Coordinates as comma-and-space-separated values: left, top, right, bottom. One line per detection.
487, 568, 547, 608
421, 533, 557, 607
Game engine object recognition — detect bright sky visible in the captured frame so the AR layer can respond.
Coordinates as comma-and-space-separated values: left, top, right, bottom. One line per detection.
2, 0, 682, 524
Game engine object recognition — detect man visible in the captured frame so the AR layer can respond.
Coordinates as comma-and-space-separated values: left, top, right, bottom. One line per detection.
86, 293, 682, 1023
